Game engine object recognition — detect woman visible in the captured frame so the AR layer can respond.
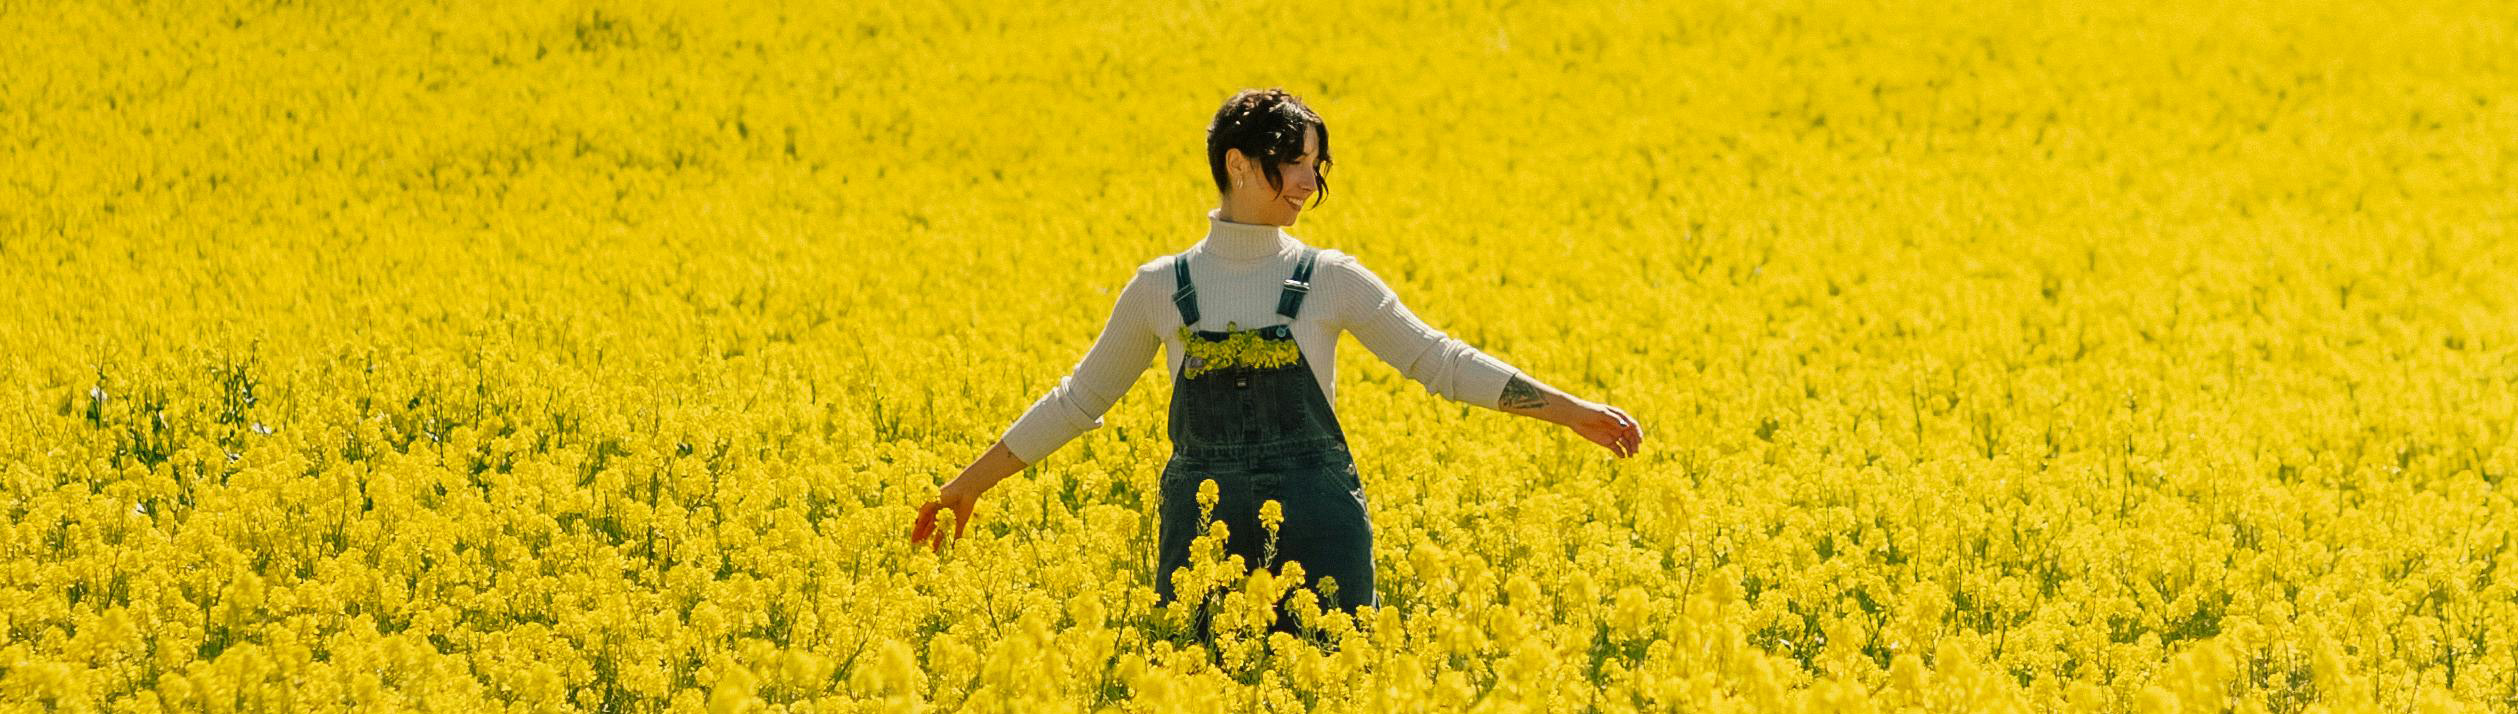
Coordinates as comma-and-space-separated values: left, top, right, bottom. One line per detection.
911, 88, 1645, 640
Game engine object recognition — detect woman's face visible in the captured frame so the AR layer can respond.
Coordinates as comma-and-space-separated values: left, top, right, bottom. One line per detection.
1222, 125, 1321, 227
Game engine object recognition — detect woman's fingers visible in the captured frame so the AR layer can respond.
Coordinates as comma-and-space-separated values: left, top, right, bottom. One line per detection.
1592, 406, 1639, 457
1594, 418, 1632, 457
1596, 406, 1641, 456
911, 501, 938, 547
911, 501, 958, 552
911, 498, 974, 555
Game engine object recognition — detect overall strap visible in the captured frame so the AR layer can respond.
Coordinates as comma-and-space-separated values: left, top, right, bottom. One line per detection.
1275, 247, 1322, 319
1171, 254, 1201, 327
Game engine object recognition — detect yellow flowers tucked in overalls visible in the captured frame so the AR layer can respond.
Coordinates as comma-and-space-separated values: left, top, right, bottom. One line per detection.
1177, 322, 1303, 379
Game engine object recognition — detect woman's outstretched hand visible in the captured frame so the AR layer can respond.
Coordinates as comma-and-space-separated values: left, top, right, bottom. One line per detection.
1495, 373, 1645, 458
911, 477, 984, 554
1567, 401, 1645, 458
912, 440, 1028, 555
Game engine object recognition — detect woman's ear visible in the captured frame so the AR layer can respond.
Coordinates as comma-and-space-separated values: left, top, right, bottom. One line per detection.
1224, 148, 1249, 188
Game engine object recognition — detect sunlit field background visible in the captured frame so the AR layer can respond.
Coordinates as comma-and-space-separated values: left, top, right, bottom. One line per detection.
4, 0, 2515, 711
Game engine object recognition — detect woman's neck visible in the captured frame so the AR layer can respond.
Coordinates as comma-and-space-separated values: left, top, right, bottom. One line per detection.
1203, 207, 1293, 262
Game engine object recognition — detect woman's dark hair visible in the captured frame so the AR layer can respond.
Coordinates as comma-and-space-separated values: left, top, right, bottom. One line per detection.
1207, 88, 1330, 208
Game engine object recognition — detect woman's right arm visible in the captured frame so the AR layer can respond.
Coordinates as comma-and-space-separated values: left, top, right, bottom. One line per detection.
913, 260, 1165, 553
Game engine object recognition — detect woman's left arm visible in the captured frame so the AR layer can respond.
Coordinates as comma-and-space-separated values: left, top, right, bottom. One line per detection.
1329, 253, 1644, 457
1491, 370, 1645, 458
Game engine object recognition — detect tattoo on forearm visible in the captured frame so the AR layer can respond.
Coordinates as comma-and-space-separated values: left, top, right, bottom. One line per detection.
1499, 376, 1548, 410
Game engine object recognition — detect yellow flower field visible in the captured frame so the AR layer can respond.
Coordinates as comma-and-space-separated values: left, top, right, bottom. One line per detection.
3, 0, 2514, 711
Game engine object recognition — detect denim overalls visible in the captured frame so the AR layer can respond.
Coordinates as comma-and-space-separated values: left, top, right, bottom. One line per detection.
1152, 247, 1379, 641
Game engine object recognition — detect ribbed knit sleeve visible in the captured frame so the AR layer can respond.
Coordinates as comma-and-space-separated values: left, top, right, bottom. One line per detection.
1322, 252, 1520, 409
997, 260, 1165, 464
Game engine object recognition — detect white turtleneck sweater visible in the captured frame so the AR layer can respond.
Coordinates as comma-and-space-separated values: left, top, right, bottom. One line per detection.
997, 208, 1525, 464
